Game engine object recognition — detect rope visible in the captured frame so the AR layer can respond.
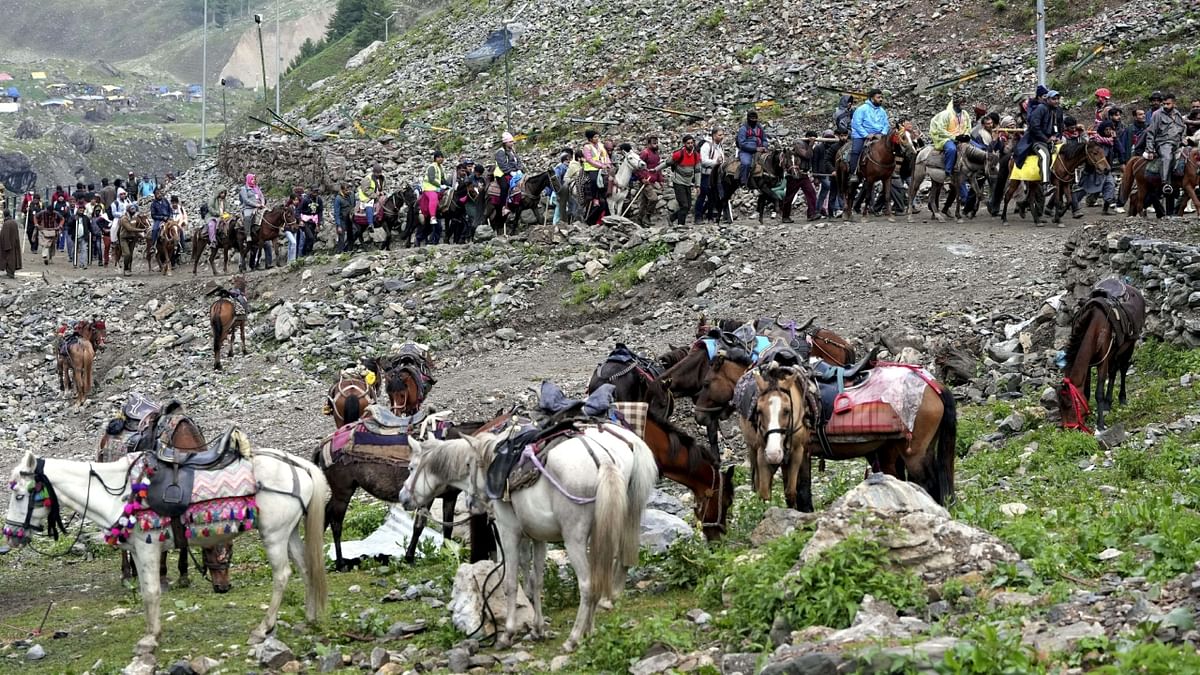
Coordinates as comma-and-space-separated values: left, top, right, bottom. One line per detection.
1062, 377, 1092, 434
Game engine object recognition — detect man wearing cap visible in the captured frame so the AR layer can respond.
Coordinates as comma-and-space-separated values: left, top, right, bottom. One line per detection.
1094, 88, 1113, 125
637, 136, 664, 225
736, 111, 769, 187
848, 88, 890, 186
1015, 89, 1065, 183
1144, 93, 1186, 193
495, 132, 522, 215
930, 96, 972, 182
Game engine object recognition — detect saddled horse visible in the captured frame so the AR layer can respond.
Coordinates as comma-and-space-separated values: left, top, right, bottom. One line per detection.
193, 213, 244, 275
715, 149, 786, 222
324, 371, 375, 428
316, 411, 503, 572
245, 205, 295, 270
907, 143, 993, 223
588, 344, 673, 420
149, 218, 184, 276
695, 315, 857, 367
5, 440, 328, 665
1001, 137, 1109, 226
1120, 150, 1200, 219
837, 132, 908, 222
207, 276, 248, 371
484, 169, 555, 236
400, 423, 657, 652
661, 341, 757, 455
736, 360, 957, 510
377, 186, 420, 249
1058, 279, 1145, 432
364, 348, 436, 416
57, 319, 104, 406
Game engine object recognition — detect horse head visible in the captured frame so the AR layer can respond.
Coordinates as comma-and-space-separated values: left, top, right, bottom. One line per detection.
1083, 138, 1111, 174
750, 363, 811, 465
895, 131, 918, 159
89, 318, 107, 348
660, 343, 709, 398
3, 450, 59, 547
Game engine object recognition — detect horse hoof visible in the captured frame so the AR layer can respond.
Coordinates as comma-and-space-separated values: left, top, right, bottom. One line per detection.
212, 584, 231, 594
598, 597, 614, 611
561, 639, 577, 653
175, 576, 190, 589
247, 628, 268, 645
134, 635, 159, 656
906, 215, 913, 223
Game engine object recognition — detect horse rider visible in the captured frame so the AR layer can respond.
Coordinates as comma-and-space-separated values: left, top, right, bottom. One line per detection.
848, 88, 890, 186
1014, 89, 1064, 184
1077, 119, 1120, 214
420, 150, 449, 239
1187, 98, 1200, 137
582, 129, 611, 223
495, 132, 523, 215
833, 95, 855, 136
1144, 92, 1187, 194
208, 189, 229, 244
118, 204, 148, 276
239, 173, 265, 247
1019, 84, 1049, 127
736, 110, 769, 187
930, 96, 973, 181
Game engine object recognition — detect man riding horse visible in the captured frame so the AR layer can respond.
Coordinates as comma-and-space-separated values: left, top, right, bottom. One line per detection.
848, 89, 891, 187
1013, 89, 1065, 186
930, 97, 973, 182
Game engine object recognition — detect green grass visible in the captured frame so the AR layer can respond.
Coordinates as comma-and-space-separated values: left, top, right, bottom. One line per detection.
565, 242, 670, 306
1053, 39, 1200, 103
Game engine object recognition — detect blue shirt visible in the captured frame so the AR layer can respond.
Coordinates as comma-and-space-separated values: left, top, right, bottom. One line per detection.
850, 101, 890, 139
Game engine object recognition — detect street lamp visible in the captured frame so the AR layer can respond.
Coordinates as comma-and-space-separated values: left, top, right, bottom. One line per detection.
201, 0, 208, 156
220, 78, 228, 130
275, 0, 280, 114
254, 13, 268, 101
370, 9, 401, 43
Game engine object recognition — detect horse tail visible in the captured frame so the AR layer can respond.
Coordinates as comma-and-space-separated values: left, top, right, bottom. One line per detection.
301, 461, 330, 620
590, 456, 627, 605
623, 435, 658, 568
932, 386, 958, 505
343, 393, 361, 425
211, 310, 223, 357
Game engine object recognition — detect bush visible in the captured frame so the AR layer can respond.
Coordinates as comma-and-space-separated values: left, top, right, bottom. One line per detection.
1055, 41, 1081, 66
576, 614, 696, 672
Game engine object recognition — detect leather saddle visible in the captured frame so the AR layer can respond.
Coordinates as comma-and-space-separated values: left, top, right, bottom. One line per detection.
106, 391, 161, 436
813, 346, 882, 423
603, 343, 665, 379
139, 401, 243, 518
361, 403, 426, 436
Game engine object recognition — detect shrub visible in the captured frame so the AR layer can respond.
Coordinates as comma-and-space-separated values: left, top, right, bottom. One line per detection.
577, 614, 696, 672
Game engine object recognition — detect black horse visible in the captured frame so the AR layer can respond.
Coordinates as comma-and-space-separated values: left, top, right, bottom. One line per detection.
484, 169, 555, 235
714, 149, 785, 223
377, 186, 420, 249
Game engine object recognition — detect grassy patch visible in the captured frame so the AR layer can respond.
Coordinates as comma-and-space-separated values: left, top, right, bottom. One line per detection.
1053, 41, 1200, 103
566, 242, 669, 305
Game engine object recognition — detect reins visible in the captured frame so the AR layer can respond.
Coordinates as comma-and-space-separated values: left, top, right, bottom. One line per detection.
1062, 377, 1092, 434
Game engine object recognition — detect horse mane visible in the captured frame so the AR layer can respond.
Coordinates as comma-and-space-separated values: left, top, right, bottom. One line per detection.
647, 409, 716, 470
1064, 301, 1102, 369
421, 437, 482, 483
1060, 138, 1086, 161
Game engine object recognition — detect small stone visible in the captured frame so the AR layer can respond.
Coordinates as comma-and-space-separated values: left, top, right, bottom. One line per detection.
695, 278, 714, 295
26, 644, 45, 661
190, 656, 220, 675
1097, 547, 1123, 561
998, 412, 1025, 434
152, 302, 177, 321
446, 648, 471, 673
318, 651, 343, 672
370, 647, 389, 671
494, 327, 518, 341
721, 653, 760, 675
348, 584, 362, 593
549, 655, 572, 671
999, 502, 1028, 517
630, 652, 678, 675
686, 608, 712, 625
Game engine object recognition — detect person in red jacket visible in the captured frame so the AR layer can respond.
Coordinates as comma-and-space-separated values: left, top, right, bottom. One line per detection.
664, 135, 701, 225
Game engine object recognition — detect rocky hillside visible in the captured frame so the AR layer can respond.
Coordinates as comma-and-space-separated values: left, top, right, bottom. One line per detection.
289, 0, 1198, 160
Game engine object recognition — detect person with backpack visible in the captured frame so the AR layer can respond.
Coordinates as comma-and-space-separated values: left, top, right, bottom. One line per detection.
663, 134, 701, 225
833, 95, 855, 135
637, 136, 664, 225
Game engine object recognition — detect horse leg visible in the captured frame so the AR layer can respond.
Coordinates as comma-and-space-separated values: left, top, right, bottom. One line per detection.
249, 526, 293, 644
440, 489, 459, 542
705, 419, 721, 462
404, 512, 428, 564
493, 523, 522, 650
132, 543, 164, 658
794, 450, 813, 512
328, 496, 351, 572
239, 320, 247, 355
176, 543, 190, 589
561, 526, 596, 653
528, 539, 547, 640
930, 182, 945, 223
752, 446, 772, 501
782, 453, 801, 510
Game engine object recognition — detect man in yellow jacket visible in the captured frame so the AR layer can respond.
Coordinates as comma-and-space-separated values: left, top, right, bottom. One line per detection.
930, 97, 973, 178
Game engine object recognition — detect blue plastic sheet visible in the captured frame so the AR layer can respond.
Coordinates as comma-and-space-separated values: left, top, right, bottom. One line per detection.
463, 28, 514, 69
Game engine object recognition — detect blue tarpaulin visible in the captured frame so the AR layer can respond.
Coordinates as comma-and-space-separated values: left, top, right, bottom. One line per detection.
5, 87, 18, 99
464, 28, 514, 69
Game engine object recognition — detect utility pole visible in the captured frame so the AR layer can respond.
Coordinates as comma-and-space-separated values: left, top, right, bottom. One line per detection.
201, 0, 207, 155
371, 9, 401, 43
255, 14, 267, 101
274, 0, 281, 113
220, 78, 228, 128
1035, 0, 1047, 85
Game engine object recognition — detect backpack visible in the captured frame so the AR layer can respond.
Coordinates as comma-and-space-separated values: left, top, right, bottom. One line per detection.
834, 95, 853, 135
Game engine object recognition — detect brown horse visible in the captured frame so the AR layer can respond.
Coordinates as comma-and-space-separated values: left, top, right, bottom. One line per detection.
208, 276, 248, 371
58, 320, 101, 405
1058, 279, 1145, 432
244, 205, 296, 271
1001, 137, 1109, 226
364, 349, 435, 416
315, 413, 504, 571
714, 150, 786, 223
325, 374, 375, 428
1120, 151, 1200, 218
738, 361, 956, 510
642, 412, 734, 540
661, 343, 755, 456
193, 213, 244, 275
837, 133, 905, 222
738, 364, 817, 509
149, 219, 183, 275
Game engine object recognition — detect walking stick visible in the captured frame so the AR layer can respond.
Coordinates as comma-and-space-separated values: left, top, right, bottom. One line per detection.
620, 183, 646, 218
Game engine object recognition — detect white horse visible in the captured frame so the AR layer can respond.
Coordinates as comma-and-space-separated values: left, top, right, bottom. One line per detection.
3, 448, 329, 666
399, 424, 657, 652
609, 152, 647, 219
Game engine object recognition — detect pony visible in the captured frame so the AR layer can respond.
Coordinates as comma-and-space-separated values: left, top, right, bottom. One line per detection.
587, 346, 673, 420
484, 170, 555, 236
695, 315, 857, 367
1058, 279, 1145, 432
907, 143, 993, 223
149, 218, 183, 276
315, 414, 504, 571
736, 362, 957, 511
1001, 137, 1109, 226
608, 152, 648, 219
399, 425, 657, 652
192, 213, 243, 275
3, 446, 328, 666
208, 276, 248, 371
324, 372, 374, 428
244, 205, 296, 271
57, 319, 102, 406
377, 186, 420, 249
836, 132, 907, 222
1120, 151, 1200, 218
661, 343, 754, 456
715, 149, 786, 223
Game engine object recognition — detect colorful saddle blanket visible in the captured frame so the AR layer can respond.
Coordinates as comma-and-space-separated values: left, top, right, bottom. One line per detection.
318, 405, 450, 467
1009, 142, 1063, 182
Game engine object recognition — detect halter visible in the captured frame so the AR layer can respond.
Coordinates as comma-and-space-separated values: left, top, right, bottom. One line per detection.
754, 379, 801, 456
1061, 376, 1092, 434
4, 457, 132, 556
694, 461, 728, 533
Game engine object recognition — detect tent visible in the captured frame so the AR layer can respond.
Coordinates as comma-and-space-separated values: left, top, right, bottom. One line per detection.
0, 102, 18, 114
0, 73, 12, 81
40, 98, 72, 107
101, 84, 124, 93
30, 71, 46, 80
160, 91, 183, 99
187, 84, 202, 94
4, 86, 18, 100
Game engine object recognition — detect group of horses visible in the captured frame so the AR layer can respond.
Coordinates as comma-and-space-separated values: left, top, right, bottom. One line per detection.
11, 267, 1148, 661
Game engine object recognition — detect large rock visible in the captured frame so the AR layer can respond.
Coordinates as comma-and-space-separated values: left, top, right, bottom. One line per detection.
750, 507, 816, 547
274, 304, 299, 341
252, 636, 294, 669
449, 561, 535, 638
346, 41, 384, 69
797, 474, 1018, 582
341, 256, 373, 278
639, 508, 693, 553
14, 119, 42, 139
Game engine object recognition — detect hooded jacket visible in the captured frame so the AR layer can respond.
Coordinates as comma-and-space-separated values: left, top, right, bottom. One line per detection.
929, 100, 972, 151
850, 100, 889, 139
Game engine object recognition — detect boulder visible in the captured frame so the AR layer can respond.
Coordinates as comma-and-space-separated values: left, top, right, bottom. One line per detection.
449, 561, 535, 638
341, 256, 373, 278
14, 119, 42, 140
347, 41, 384, 69
639, 508, 693, 553
797, 474, 1019, 582
252, 636, 294, 669
821, 595, 927, 646
750, 506, 816, 547
274, 305, 299, 341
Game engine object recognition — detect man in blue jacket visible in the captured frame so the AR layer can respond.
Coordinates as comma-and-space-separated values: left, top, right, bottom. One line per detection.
848, 89, 890, 185
149, 187, 172, 250
1013, 90, 1065, 183
736, 111, 769, 187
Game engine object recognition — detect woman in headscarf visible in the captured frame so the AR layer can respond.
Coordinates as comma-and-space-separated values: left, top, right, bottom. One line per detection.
581, 129, 611, 224
0, 210, 22, 279
208, 188, 229, 243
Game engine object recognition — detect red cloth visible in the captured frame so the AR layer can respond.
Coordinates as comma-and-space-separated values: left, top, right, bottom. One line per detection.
638, 148, 662, 183
672, 148, 701, 167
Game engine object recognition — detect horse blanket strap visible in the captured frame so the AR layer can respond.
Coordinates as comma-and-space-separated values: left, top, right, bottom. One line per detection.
255, 451, 306, 516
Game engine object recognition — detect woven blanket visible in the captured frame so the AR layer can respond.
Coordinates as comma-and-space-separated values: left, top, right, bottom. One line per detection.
189, 460, 257, 502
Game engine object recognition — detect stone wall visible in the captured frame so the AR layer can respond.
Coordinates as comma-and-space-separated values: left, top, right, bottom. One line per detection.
1060, 224, 1200, 348
217, 137, 395, 195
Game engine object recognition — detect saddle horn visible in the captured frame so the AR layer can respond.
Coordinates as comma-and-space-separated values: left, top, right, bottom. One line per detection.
796, 316, 817, 333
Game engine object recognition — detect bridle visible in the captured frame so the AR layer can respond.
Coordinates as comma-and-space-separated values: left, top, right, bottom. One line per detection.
4, 456, 132, 556
751, 371, 806, 460
1061, 377, 1092, 434
694, 461, 728, 534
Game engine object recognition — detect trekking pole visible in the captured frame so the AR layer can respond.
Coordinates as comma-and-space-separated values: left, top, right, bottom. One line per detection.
620, 183, 646, 218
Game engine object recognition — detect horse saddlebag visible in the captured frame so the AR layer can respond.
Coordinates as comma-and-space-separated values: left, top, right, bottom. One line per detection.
825, 400, 908, 440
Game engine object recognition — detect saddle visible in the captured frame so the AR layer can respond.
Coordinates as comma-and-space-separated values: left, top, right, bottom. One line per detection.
602, 343, 665, 380
1079, 279, 1144, 349
58, 332, 80, 357
105, 391, 161, 436
209, 286, 248, 315
139, 401, 246, 518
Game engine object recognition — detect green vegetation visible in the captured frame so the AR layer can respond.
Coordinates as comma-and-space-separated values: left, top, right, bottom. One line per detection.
1055, 41, 1081, 66
699, 7, 727, 29
566, 242, 670, 305
1053, 36, 1200, 102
